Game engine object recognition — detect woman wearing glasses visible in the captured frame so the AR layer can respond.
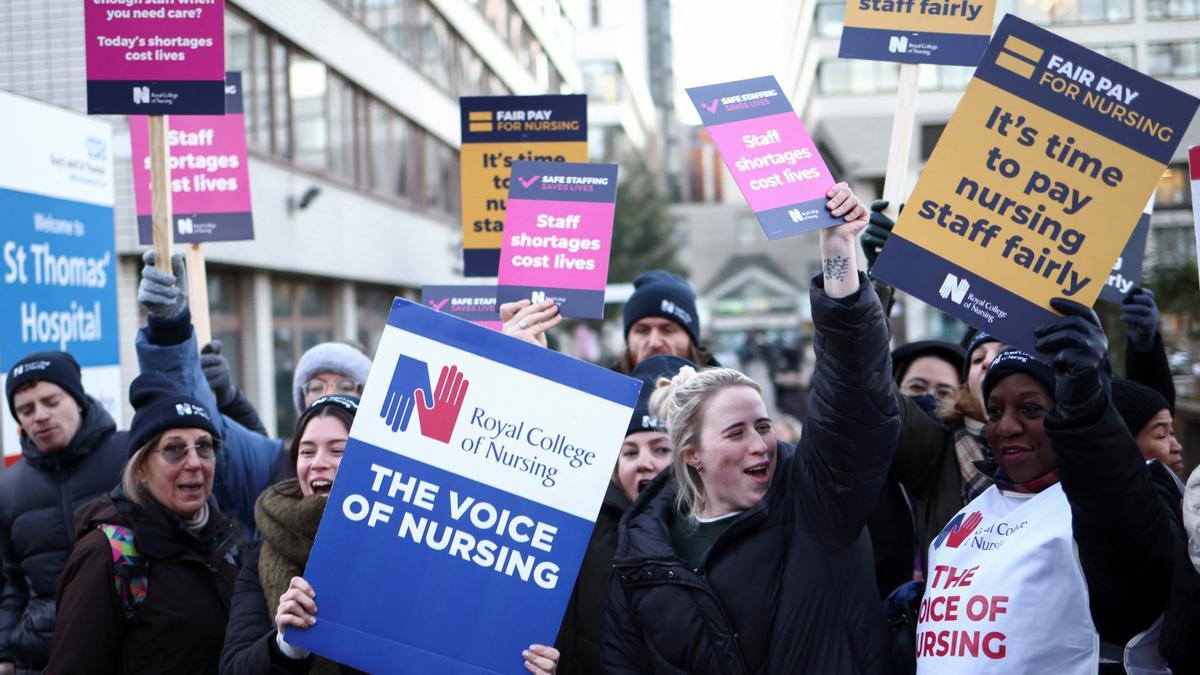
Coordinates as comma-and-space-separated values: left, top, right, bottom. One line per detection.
45, 372, 240, 674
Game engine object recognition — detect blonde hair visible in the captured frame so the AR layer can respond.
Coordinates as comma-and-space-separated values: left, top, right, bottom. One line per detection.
120, 433, 162, 506
650, 367, 761, 526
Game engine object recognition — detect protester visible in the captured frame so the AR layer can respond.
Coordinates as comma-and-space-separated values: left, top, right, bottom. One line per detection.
603, 186, 902, 673
915, 302, 1182, 672
219, 395, 561, 674
555, 355, 694, 675
0, 353, 129, 674
1121, 288, 1175, 408
136, 252, 286, 539
1112, 379, 1184, 477
290, 342, 371, 415
46, 372, 240, 674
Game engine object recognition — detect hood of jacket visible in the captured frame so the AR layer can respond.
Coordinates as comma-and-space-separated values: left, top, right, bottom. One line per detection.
20, 395, 118, 471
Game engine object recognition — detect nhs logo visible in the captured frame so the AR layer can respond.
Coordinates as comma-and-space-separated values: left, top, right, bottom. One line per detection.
939, 273, 970, 305
132, 86, 151, 104
888, 35, 908, 54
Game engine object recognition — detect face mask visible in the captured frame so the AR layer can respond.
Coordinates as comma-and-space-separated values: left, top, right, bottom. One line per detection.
910, 394, 940, 421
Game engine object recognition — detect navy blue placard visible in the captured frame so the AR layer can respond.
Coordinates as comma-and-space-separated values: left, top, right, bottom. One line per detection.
494, 286, 605, 320
976, 15, 1199, 164
838, 27, 990, 66
505, 161, 619, 203
136, 211, 254, 244
686, 75, 795, 126
755, 197, 841, 239
460, 95, 588, 144
86, 80, 226, 115
421, 285, 501, 322
1098, 211, 1150, 304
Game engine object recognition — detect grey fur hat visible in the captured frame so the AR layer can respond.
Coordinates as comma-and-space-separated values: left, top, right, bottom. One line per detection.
292, 342, 372, 413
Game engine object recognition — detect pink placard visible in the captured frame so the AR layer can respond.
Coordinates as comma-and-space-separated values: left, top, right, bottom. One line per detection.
704, 111, 833, 212
85, 0, 225, 81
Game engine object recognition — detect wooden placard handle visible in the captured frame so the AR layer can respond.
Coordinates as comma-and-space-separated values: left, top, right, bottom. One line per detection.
148, 115, 174, 273
185, 243, 212, 348
880, 63, 920, 220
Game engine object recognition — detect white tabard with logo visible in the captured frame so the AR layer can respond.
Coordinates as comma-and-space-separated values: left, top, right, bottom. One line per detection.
916, 483, 1099, 674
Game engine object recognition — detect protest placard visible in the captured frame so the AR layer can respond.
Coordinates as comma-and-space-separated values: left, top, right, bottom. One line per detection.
460, 95, 588, 277
686, 76, 838, 239
871, 15, 1200, 357
0, 92, 120, 465
422, 285, 503, 331
84, 0, 226, 115
287, 300, 640, 673
1097, 196, 1151, 304
1191, 146, 1200, 291
130, 72, 253, 244
838, 0, 997, 66
495, 161, 618, 319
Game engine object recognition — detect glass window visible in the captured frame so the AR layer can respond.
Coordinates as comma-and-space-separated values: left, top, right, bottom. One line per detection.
1017, 0, 1132, 23
271, 39, 291, 158
1090, 43, 1136, 68
425, 136, 454, 214
1148, 40, 1200, 78
1156, 164, 1191, 209
328, 74, 356, 180
815, 0, 845, 37
356, 286, 397, 353
582, 61, 622, 102
919, 65, 972, 91
290, 53, 330, 168
1147, 0, 1200, 18
272, 277, 335, 436
207, 267, 244, 388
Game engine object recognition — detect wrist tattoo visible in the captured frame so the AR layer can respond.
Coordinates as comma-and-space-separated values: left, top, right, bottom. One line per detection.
823, 256, 850, 282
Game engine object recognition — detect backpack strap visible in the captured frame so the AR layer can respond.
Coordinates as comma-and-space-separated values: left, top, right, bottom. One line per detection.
97, 523, 149, 620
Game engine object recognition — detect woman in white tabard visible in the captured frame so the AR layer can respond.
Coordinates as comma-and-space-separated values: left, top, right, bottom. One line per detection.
915, 299, 1183, 675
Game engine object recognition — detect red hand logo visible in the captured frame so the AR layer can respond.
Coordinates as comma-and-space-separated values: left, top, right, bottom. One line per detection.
415, 365, 469, 443
946, 511, 983, 548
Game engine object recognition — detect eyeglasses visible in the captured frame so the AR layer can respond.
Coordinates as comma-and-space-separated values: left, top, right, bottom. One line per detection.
155, 439, 221, 464
304, 378, 363, 398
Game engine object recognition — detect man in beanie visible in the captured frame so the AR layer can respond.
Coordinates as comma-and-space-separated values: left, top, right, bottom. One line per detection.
615, 270, 715, 375
1112, 379, 1183, 477
0, 352, 129, 674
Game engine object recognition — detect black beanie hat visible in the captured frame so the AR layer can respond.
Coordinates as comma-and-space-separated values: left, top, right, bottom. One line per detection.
6, 351, 88, 421
963, 332, 1001, 379
626, 355, 696, 437
622, 270, 700, 346
982, 348, 1056, 404
291, 394, 360, 470
1111, 380, 1170, 436
128, 372, 221, 456
891, 340, 966, 386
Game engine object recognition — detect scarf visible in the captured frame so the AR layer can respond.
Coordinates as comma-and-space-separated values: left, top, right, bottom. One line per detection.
954, 417, 994, 503
255, 480, 340, 674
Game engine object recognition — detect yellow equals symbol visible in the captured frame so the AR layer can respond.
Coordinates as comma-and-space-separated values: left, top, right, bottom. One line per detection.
468, 110, 493, 132
995, 35, 1043, 79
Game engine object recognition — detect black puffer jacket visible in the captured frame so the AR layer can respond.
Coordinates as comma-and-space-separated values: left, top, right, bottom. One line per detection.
603, 276, 900, 674
555, 481, 630, 674
0, 398, 128, 671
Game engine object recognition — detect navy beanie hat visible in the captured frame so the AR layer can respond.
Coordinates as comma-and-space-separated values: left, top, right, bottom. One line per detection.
963, 332, 1001, 380
982, 349, 1056, 404
1111, 379, 1170, 436
128, 372, 221, 456
622, 270, 700, 346
626, 355, 696, 437
6, 351, 88, 421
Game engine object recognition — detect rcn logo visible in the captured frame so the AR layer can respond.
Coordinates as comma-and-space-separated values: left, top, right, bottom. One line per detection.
177, 218, 194, 235
530, 290, 547, 304
939, 273, 970, 305
132, 86, 151, 104
380, 354, 469, 443
174, 402, 210, 420
934, 511, 983, 550
888, 35, 909, 54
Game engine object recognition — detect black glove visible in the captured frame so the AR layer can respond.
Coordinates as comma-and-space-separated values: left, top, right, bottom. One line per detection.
861, 200, 896, 270
1034, 298, 1109, 420
1120, 287, 1159, 352
200, 340, 236, 408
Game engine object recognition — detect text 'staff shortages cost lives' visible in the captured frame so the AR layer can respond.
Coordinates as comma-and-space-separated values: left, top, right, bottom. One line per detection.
839, 0, 997, 66
422, 284, 503, 331
288, 300, 640, 674
0, 91, 122, 465
130, 72, 253, 244
84, 0, 226, 115
687, 76, 838, 239
872, 15, 1199, 358
496, 161, 619, 320
460, 95, 587, 277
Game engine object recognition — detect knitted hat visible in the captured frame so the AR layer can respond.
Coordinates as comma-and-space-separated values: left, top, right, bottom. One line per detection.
1111, 380, 1170, 437
622, 270, 700, 346
128, 372, 221, 456
963, 332, 1001, 380
291, 394, 360, 471
292, 342, 372, 414
626, 355, 696, 437
982, 349, 1055, 404
5, 351, 87, 421
891, 340, 966, 386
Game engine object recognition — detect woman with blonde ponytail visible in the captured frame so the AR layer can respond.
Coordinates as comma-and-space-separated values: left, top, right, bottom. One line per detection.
603, 183, 900, 674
